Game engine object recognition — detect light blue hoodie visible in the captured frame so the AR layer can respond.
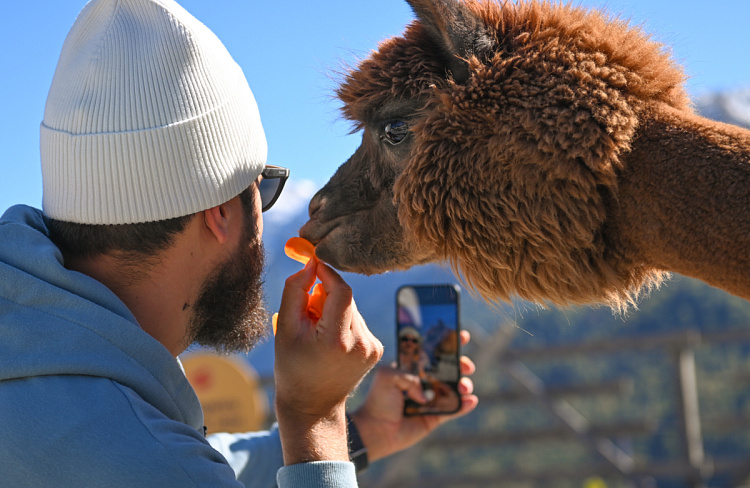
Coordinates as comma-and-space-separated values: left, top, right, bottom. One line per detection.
0, 205, 356, 487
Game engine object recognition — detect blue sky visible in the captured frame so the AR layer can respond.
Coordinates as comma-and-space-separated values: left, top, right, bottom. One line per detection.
2, 0, 749, 216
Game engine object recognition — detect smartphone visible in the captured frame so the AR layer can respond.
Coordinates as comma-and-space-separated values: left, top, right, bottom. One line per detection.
396, 284, 462, 416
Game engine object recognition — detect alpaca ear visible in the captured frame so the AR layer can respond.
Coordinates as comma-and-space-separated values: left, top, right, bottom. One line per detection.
405, 0, 494, 83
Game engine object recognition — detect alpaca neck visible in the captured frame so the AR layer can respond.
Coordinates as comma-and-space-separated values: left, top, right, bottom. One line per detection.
614, 103, 750, 300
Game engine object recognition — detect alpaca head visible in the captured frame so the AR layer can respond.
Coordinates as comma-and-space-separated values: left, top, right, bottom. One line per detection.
300, 0, 688, 307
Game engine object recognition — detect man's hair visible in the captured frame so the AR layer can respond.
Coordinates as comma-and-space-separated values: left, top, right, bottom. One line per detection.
46, 187, 256, 260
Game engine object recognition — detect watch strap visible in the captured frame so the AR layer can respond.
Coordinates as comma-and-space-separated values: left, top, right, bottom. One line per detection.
346, 413, 369, 472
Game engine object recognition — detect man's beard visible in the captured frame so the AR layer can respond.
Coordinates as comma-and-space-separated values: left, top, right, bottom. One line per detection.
188, 219, 269, 354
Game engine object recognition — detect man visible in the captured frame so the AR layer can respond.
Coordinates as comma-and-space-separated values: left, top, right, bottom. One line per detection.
0, 0, 478, 486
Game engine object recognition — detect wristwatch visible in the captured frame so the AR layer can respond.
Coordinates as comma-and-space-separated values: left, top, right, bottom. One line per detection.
346, 413, 369, 472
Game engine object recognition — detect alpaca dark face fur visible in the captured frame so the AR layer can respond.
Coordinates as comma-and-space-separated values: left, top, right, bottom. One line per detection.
300, 96, 435, 275
301, 0, 750, 308
301, 0, 504, 276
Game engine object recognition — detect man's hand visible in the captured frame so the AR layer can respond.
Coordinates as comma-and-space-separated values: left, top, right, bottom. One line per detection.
274, 257, 384, 465
350, 330, 478, 462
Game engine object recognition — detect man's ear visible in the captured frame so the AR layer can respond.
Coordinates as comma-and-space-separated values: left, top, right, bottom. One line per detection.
203, 204, 231, 244
405, 0, 495, 83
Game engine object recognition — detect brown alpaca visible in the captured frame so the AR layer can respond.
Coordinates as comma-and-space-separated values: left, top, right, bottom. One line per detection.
299, 0, 750, 309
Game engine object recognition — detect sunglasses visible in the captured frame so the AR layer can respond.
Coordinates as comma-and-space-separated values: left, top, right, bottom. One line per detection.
258, 165, 290, 212
400, 337, 420, 344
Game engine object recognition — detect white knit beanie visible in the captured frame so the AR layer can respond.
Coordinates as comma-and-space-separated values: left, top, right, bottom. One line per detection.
41, 0, 267, 224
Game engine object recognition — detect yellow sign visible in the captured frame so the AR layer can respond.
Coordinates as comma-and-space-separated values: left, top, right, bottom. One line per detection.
182, 353, 268, 435
583, 477, 608, 488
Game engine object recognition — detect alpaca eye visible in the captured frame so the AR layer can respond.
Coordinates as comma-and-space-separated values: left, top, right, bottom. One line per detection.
383, 120, 409, 145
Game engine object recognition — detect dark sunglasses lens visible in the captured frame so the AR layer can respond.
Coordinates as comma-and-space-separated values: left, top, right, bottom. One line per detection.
259, 177, 281, 211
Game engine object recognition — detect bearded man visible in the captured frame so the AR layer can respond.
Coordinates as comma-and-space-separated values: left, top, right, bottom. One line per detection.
0, 0, 477, 487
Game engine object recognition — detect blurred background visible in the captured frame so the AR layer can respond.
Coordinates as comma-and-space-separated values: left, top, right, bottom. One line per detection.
3, 1, 750, 487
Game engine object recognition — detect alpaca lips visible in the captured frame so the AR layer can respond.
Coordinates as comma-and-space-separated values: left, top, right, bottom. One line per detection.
272, 237, 328, 335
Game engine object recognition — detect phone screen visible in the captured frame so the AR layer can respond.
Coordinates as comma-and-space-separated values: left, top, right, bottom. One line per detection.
396, 284, 461, 416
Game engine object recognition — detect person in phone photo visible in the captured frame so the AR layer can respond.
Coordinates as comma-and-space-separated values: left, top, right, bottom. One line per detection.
398, 326, 431, 380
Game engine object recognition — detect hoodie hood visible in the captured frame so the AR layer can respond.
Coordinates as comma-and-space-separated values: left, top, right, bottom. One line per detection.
0, 205, 202, 429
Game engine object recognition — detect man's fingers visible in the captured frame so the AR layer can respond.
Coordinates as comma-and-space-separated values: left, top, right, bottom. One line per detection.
306, 261, 383, 366
455, 394, 479, 416
285, 257, 318, 295
457, 376, 474, 395
460, 356, 476, 376
391, 370, 427, 404
276, 258, 317, 337
314, 261, 354, 330
435, 390, 479, 426
459, 330, 471, 345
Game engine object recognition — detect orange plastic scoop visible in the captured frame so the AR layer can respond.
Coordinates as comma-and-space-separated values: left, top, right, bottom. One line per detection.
272, 237, 328, 335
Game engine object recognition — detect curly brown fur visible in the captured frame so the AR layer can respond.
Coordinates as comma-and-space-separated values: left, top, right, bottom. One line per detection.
393, 0, 688, 307
302, 0, 750, 309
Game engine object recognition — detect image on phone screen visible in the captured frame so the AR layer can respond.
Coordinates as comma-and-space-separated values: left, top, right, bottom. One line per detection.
396, 284, 461, 416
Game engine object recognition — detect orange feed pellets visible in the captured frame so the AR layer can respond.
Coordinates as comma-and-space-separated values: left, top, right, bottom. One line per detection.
307, 283, 326, 322
272, 237, 328, 335
284, 236, 316, 265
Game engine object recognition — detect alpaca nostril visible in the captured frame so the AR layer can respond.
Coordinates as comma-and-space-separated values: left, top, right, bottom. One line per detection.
308, 193, 326, 219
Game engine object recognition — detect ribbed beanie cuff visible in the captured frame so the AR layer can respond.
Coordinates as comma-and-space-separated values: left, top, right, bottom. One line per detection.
41, 0, 267, 224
